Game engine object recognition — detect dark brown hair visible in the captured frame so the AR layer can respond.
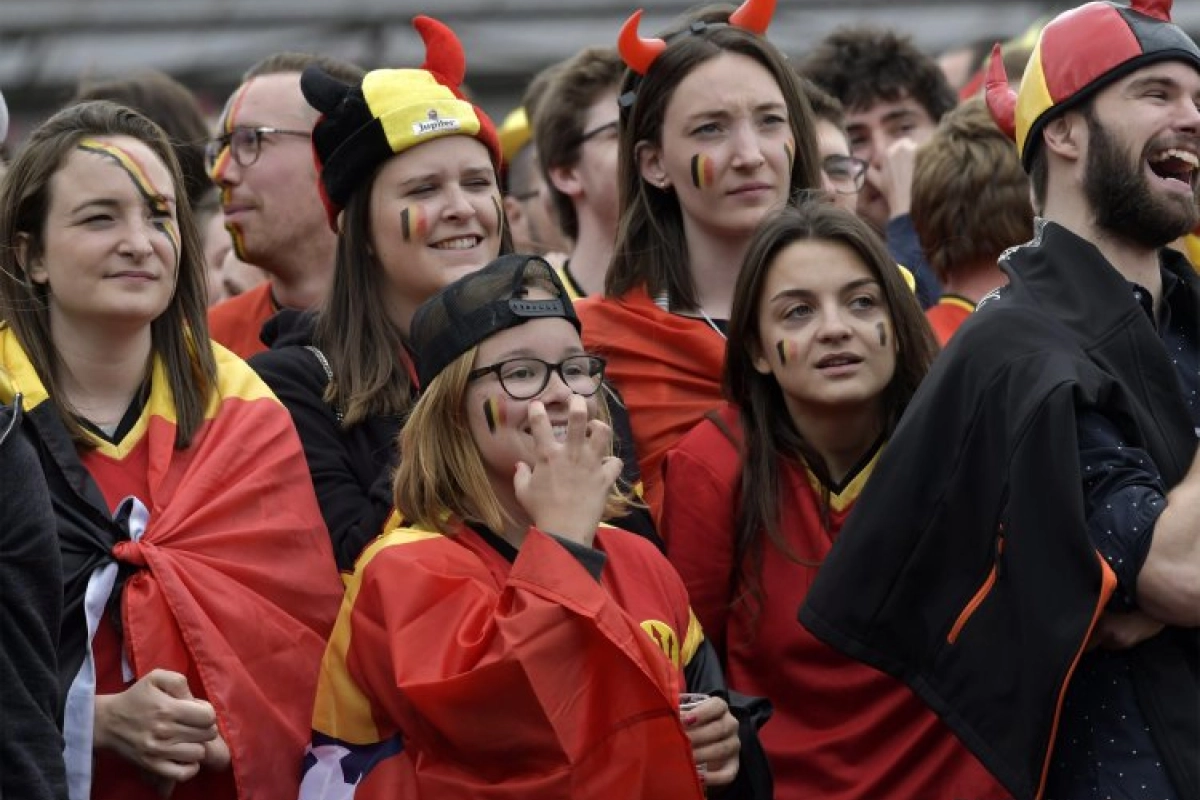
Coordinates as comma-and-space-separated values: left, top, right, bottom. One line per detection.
607, 6, 822, 309
911, 98, 1033, 283
799, 26, 957, 121
0, 100, 215, 448
724, 201, 937, 616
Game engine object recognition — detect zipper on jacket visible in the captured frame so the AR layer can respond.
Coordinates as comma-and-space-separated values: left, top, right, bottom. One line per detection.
1034, 553, 1117, 799
947, 525, 1005, 645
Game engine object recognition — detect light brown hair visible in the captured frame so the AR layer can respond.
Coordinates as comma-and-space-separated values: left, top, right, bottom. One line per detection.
911, 98, 1033, 283
534, 48, 625, 240
395, 347, 627, 534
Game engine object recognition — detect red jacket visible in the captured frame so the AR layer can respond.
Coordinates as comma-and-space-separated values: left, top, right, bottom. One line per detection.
576, 287, 726, 521
301, 522, 708, 800
208, 282, 275, 359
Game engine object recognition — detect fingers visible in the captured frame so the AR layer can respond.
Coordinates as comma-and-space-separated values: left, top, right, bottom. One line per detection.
202, 734, 232, 771
526, 401, 554, 455
565, 395, 589, 450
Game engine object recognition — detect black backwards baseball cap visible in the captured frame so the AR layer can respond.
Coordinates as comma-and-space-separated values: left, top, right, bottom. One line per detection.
410, 254, 581, 388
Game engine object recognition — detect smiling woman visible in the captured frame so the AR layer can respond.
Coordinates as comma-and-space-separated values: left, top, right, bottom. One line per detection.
0, 100, 342, 800
299, 253, 753, 800
247, 16, 512, 571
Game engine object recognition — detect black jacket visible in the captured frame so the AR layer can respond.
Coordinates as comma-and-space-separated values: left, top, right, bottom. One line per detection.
251, 311, 660, 572
801, 222, 1200, 800
251, 311, 403, 571
0, 396, 67, 800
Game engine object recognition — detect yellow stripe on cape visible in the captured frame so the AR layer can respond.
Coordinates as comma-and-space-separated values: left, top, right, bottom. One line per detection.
0, 326, 278, 459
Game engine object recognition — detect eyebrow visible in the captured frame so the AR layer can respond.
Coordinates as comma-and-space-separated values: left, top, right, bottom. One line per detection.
683, 100, 786, 122
491, 345, 585, 361
769, 277, 880, 302
1126, 75, 1184, 94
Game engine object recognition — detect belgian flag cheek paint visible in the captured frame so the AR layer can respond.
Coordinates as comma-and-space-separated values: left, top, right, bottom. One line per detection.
400, 206, 428, 242
690, 154, 715, 189
483, 396, 507, 434
784, 140, 795, 175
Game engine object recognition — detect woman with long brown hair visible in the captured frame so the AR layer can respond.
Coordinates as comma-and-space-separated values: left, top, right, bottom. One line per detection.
662, 202, 1007, 800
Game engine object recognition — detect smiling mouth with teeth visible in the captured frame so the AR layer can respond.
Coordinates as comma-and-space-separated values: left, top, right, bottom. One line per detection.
1148, 148, 1200, 187
431, 236, 482, 250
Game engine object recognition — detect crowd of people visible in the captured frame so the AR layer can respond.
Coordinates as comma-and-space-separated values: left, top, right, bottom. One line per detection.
2, 0, 1199, 799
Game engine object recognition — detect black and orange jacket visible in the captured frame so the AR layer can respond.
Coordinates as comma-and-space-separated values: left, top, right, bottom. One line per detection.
801, 221, 1200, 800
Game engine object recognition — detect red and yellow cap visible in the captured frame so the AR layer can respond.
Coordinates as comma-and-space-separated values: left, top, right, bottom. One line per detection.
302, 15, 501, 230
985, 0, 1200, 170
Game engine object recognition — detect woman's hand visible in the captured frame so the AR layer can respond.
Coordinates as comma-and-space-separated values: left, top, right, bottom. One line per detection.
93, 669, 223, 784
683, 695, 740, 788
514, 396, 623, 547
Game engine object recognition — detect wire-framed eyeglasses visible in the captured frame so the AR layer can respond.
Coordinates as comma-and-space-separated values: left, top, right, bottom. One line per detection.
205, 126, 310, 172
822, 154, 869, 194
468, 355, 607, 400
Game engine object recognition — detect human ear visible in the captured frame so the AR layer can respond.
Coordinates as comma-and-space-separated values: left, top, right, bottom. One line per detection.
636, 140, 670, 189
1042, 114, 1083, 163
15, 233, 48, 285
749, 338, 772, 375
548, 163, 583, 200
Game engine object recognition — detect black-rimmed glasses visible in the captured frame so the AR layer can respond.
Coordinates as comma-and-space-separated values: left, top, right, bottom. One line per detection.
205, 126, 310, 172
468, 355, 606, 400
575, 120, 619, 147
822, 154, 869, 194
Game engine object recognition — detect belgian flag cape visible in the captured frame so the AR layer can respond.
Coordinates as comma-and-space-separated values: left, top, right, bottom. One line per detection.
0, 327, 344, 800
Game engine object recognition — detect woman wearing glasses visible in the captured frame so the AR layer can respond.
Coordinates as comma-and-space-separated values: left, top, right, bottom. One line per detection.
300, 254, 748, 800
250, 18, 656, 572
0, 100, 342, 800
662, 203, 1003, 800
575, 0, 823, 521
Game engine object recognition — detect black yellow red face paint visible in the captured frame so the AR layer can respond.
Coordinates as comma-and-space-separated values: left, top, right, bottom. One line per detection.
400, 206, 428, 242
784, 140, 795, 175
483, 396, 506, 434
690, 154, 714, 189
78, 138, 180, 265
876, 322, 888, 348
775, 339, 797, 365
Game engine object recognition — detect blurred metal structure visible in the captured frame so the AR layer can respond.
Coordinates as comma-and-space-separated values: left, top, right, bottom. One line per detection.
1, 0, 1197, 125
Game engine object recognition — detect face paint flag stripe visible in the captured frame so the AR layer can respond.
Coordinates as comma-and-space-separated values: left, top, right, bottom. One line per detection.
690, 154, 714, 189
483, 397, 505, 433
78, 138, 180, 263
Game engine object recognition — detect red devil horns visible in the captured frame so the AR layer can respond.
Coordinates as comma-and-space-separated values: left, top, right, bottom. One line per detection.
414, 15, 466, 93
984, 43, 1017, 140
618, 0, 779, 76
729, 0, 777, 34
618, 10, 668, 75
1131, 0, 1172, 23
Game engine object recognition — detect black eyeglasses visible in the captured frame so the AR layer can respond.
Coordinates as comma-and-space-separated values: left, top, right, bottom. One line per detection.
468, 355, 606, 400
205, 126, 310, 172
575, 120, 618, 147
822, 154, 869, 194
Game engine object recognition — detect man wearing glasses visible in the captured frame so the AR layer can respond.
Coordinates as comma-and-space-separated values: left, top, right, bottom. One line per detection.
534, 48, 624, 299
800, 79, 869, 215
206, 53, 363, 358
